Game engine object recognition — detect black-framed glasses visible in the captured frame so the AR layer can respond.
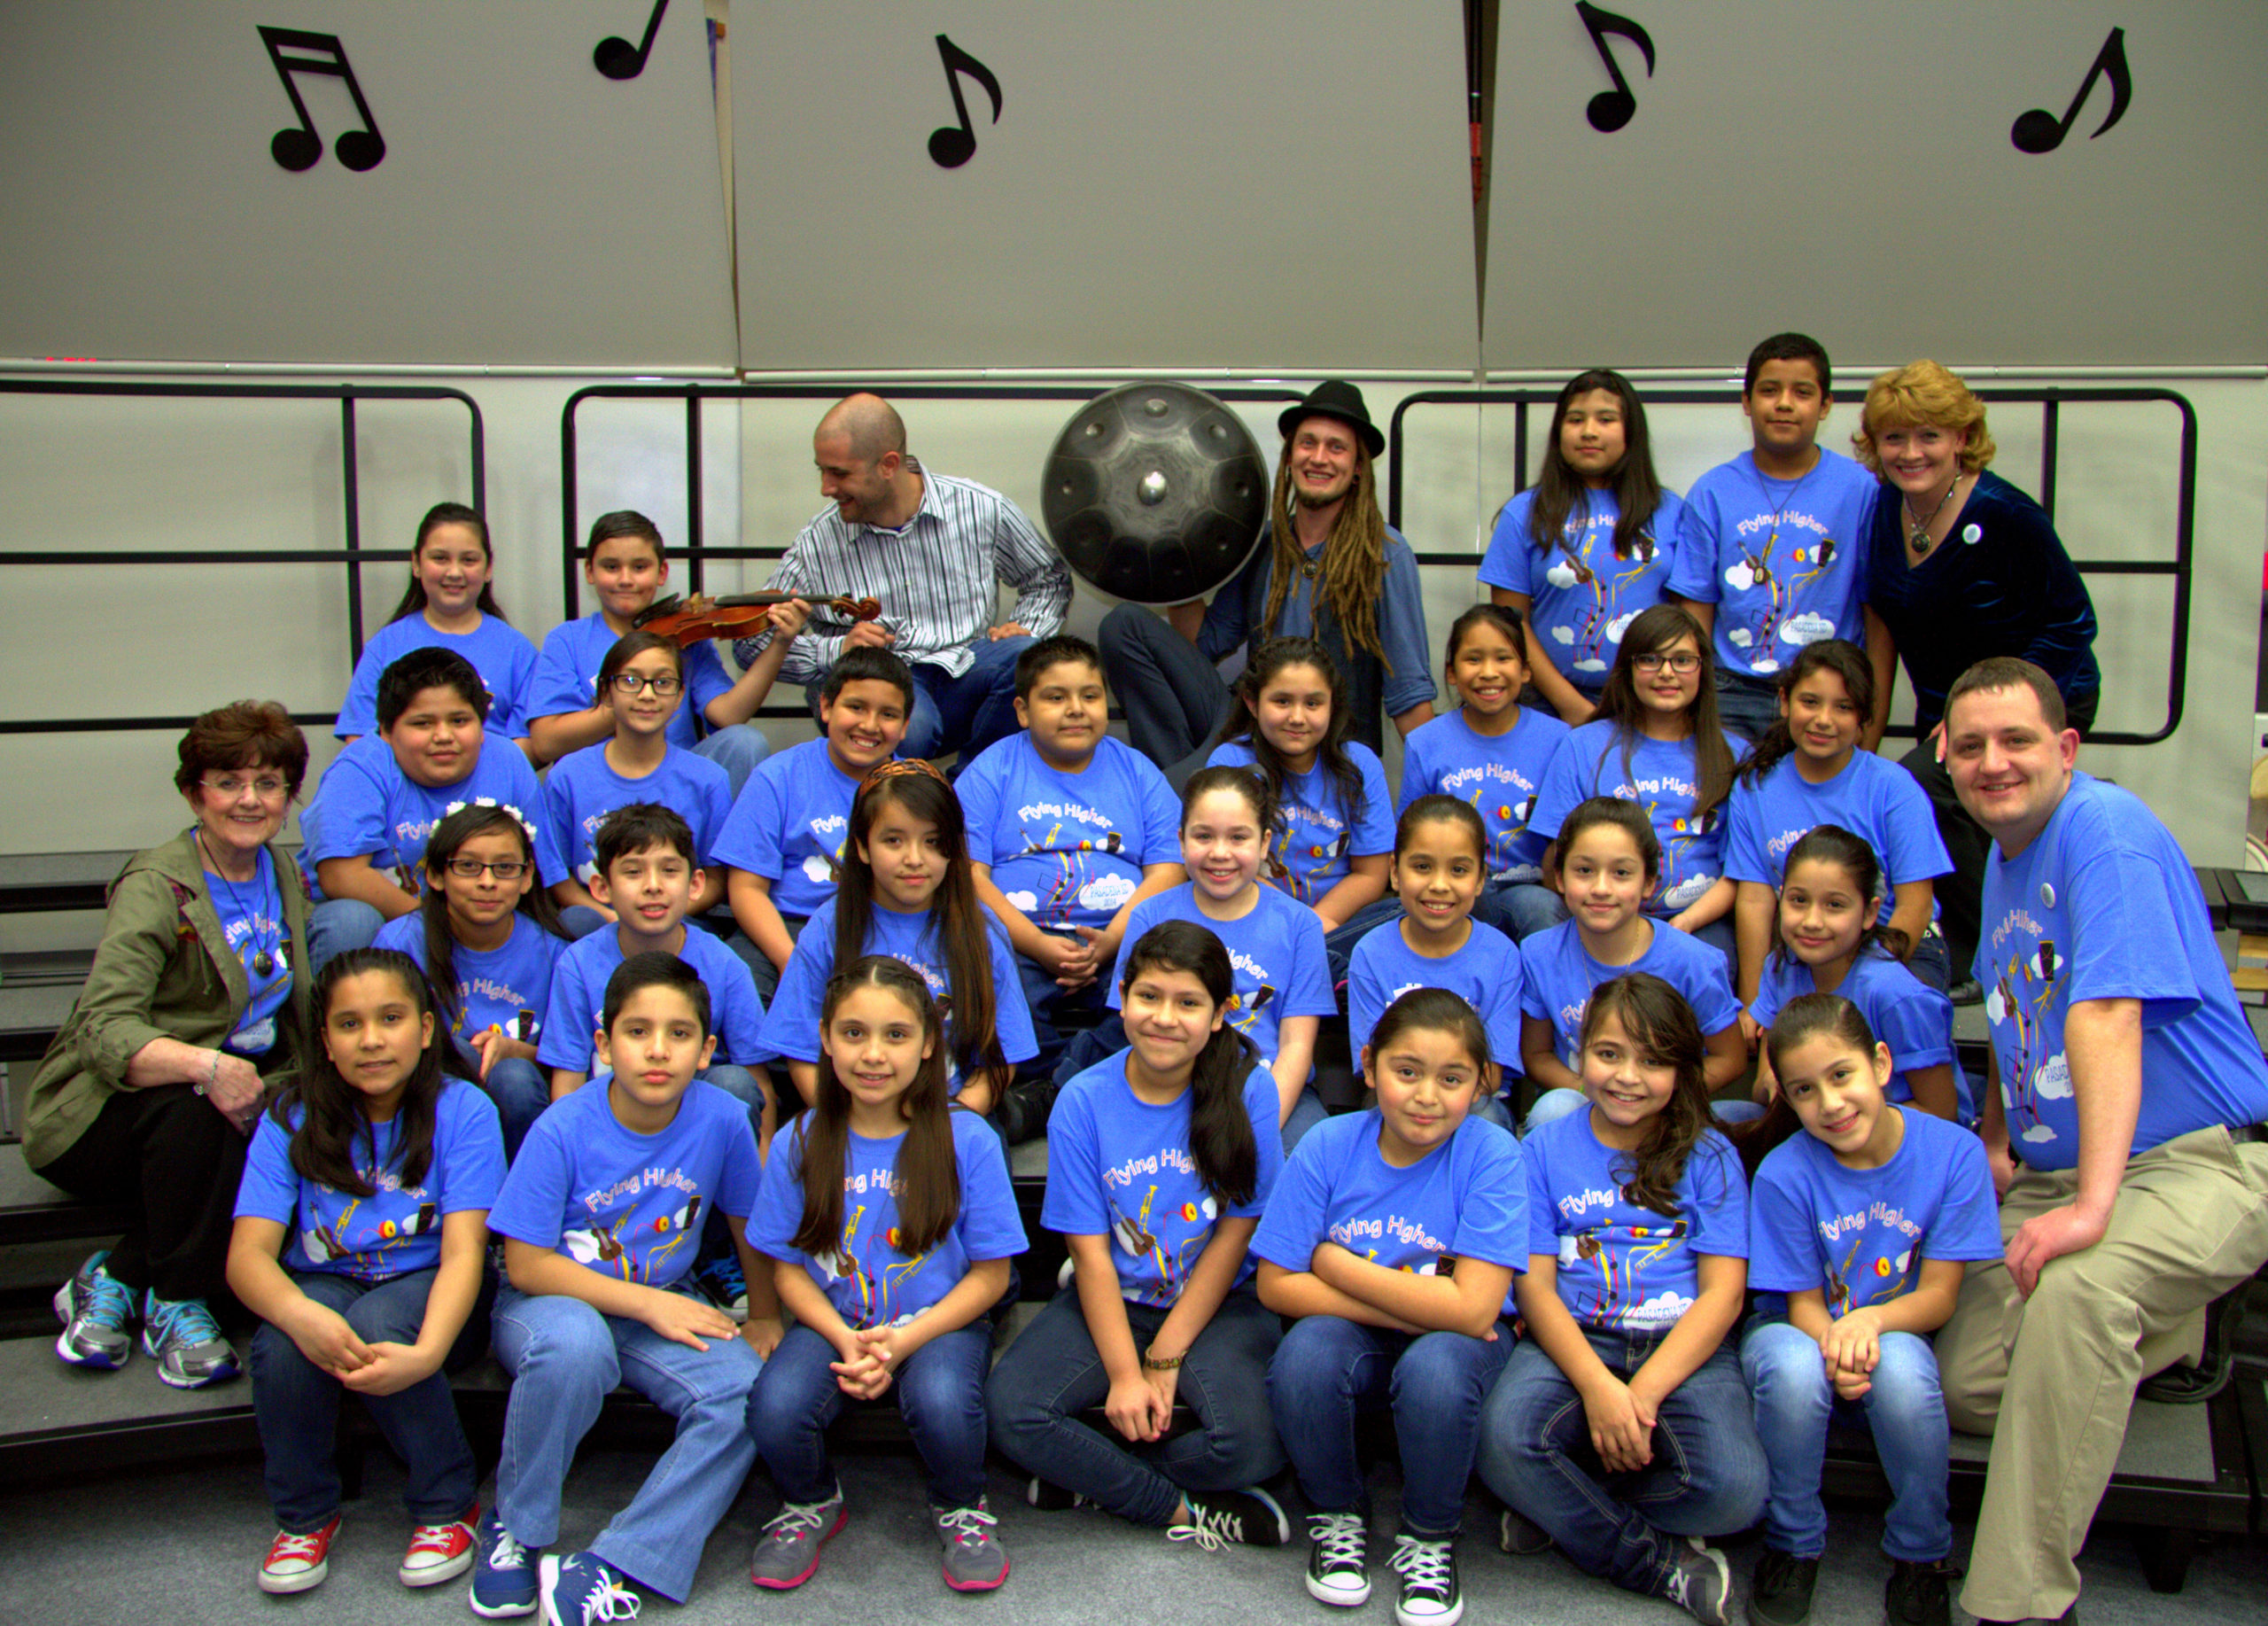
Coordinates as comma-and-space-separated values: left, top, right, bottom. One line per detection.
444, 858, 530, 880
610, 673, 684, 696
200, 774, 289, 798
1632, 652, 1701, 674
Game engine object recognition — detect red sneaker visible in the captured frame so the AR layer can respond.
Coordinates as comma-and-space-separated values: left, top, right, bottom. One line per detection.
400, 1503, 479, 1588
260, 1513, 342, 1594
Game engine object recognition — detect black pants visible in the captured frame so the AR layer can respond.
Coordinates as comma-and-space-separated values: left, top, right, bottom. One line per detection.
34, 1084, 249, 1303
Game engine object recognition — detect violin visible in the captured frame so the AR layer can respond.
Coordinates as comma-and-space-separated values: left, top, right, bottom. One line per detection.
631, 590, 883, 649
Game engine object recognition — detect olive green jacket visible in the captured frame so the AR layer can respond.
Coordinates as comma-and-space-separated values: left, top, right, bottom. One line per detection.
23, 831, 312, 1171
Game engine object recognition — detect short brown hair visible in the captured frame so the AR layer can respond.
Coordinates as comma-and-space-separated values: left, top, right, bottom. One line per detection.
175, 700, 310, 797
1945, 657, 2066, 733
1852, 360, 1996, 476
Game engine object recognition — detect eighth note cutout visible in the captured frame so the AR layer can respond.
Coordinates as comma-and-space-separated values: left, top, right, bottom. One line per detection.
258, 25, 384, 172
1574, 2, 1655, 134
594, 0, 669, 82
928, 35, 1002, 169
2010, 27, 2132, 155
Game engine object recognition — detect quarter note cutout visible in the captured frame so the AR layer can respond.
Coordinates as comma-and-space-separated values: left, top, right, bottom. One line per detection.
1574, 2, 1655, 134
2010, 27, 2132, 155
594, 0, 668, 82
927, 35, 1002, 169
258, 26, 384, 172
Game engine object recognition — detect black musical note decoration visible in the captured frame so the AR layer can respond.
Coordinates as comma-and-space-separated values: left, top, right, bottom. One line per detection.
258, 26, 384, 171
2010, 27, 2132, 155
594, 0, 669, 82
1573, 2, 1655, 133
928, 35, 1002, 169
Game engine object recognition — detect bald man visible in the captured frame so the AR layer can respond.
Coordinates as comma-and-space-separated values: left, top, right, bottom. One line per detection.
734, 393, 1073, 762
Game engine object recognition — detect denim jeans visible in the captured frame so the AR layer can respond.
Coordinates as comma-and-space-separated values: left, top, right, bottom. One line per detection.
307, 898, 384, 978
251, 1265, 493, 1533
484, 1057, 551, 1160
1015, 945, 1108, 1085
749, 1320, 994, 1510
1478, 1326, 1767, 1597
804, 636, 1031, 764
725, 910, 808, 1005
1324, 897, 1404, 991
1477, 880, 1565, 943
988, 1288, 1285, 1526
491, 1283, 764, 1602
692, 722, 772, 802
1713, 671, 1783, 744
1907, 927, 1953, 994
1268, 1314, 1513, 1537
1282, 1084, 1330, 1155
1742, 1319, 1952, 1562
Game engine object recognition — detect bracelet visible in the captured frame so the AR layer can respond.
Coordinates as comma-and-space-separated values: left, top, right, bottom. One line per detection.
193, 1049, 221, 1097
1141, 1350, 1184, 1371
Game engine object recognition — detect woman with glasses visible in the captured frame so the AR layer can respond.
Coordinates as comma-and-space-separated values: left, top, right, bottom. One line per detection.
26, 700, 315, 1388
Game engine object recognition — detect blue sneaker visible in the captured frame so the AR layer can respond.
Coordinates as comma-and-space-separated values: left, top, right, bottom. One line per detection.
470, 1506, 540, 1618
539, 1552, 640, 1625
53, 1249, 136, 1371
692, 1252, 749, 1322
141, 1291, 241, 1389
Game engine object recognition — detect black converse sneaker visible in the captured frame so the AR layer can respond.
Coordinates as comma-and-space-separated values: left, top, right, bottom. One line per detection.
1305, 1512, 1371, 1607
1170, 1487, 1291, 1549
1884, 1558, 1957, 1626
1748, 1548, 1819, 1626
1388, 1532, 1463, 1626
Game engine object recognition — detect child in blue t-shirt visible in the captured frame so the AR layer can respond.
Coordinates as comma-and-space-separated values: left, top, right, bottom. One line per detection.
1252, 989, 1525, 1626
226, 948, 505, 1598
1477, 370, 1688, 722
1667, 334, 1881, 743
337, 502, 539, 745
746, 958, 1028, 1594
1736, 994, 2002, 1626
989, 920, 1290, 1549
1479, 974, 1765, 1620
716, 644, 914, 1001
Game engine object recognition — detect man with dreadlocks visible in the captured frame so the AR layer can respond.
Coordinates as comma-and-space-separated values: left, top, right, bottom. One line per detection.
1099, 380, 1436, 785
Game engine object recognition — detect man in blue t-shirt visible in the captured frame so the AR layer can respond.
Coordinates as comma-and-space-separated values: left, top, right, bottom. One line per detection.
1933, 658, 2268, 1626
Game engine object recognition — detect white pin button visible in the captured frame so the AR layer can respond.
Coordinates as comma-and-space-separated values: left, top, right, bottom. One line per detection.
2040, 883, 2056, 908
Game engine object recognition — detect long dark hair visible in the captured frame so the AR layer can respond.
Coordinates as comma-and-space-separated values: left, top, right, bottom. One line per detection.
387, 502, 506, 624
1593, 603, 1734, 816
1523, 370, 1662, 564
1216, 636, 1366, 837
1734, 640, 1875, 787
418, 803, 563, 1070
1770, 824, 1908, 966
272, 948, 449, 1196
789, 957, 959, 1260
1577, 974, 1718, 1217
1118, 921, 1261, 1207
1735, 992, 1880, 1177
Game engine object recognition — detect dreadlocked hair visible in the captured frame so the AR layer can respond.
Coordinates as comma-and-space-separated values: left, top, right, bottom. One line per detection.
1257, 438, 1393, 670
1578, 973, 1724, 1218
1117, 921, 1262, 1207
1735, 640, 1875, 787
273, 948, 449, 1197
1524, 370, 1663, 564
1216, 636, 1366, 840
419, 803, 563, 1075
1593, 603, 1735, 817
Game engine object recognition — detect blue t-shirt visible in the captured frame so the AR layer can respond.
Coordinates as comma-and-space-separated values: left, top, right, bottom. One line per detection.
1977, 772, 2268, 1172
1666, 449, 1877, 681
1519, 918, 1742, 1072
1751, 948, 1963, 1116
1397, 707, 1571, 884
489, 1078, 763, 1287
1207, 740, 1394, 907
957, 733, 1181, 930
542, 742, 734, 886
757, 899, 1037, 1095
236, 1078, 506, 1282
1111, 884, 1336, 1073
1251, 1110, 1526, 1317
751, 1108, 1026, 1328
337, 614, 540, 741
529, 611, 733, 751
1525, 1108, 1747, 1332
1722, 751, 1950, 926
299, 735, 564, 902
1749, 1109, 2001, 1319
208, 846, 292, 1056
537, 924, 770, 1073
711, 736, 866, 921
1530, 720, 1737, 914
1044, 1051, 1285, 1306
1347, 921, 1525, 1089
374, 911, 564, 1062
1477, 486, 1688, 688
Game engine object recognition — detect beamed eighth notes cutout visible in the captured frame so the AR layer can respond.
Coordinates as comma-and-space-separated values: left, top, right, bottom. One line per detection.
2011, 26, 2133, 155
594, 0, 669, 82
928, 35, 1002, 169
1573, 2, 1655, 133
260, 26, 384, 171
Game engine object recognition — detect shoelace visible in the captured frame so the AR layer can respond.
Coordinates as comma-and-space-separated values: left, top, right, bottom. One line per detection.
1308, 1513, 1367, 1568
1168, 1499, 1247, 1553
572, 1565, 641, 1622
484, 1523, 529, 1571
762, 1500, 838, 1543
79, 1270, 136, 1326
936, 1505, 998, 1548
407, 1518, 468, 1556
150, 1295, 225, 1346
1389, 1534, 1456, 1598
268, 1529, 329, 1565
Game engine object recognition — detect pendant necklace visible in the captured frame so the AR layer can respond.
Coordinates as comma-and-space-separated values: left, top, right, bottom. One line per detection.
200, 835, 279, 977
1906, 475, 1963, 559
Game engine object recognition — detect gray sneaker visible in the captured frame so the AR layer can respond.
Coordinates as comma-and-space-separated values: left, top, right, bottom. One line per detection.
1666, 1542, 1734, 1626
54, 1250, 136, 1371
142, 1291, 240, 1389
935, 1501, 1008, 1591
749, 1493, 844, 1590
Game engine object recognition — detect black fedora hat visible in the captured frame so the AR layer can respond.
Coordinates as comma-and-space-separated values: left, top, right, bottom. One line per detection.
1278, 380, 1385, 459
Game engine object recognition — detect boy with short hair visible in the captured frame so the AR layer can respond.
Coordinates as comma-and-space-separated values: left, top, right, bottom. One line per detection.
715, 646, 914, 1000
1668, 333, 1882, 741
479, 952, 774, 1624
299, 648, 569, 973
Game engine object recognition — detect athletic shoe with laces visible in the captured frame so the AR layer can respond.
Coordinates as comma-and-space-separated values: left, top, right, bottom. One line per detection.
53, 1249, 136, 1371
1747, 1547, 1818, 1626
1389, 1533, 1463, 1626
934, 1500, 1009, 1591
1305, 1512, 1372, 1607
142, 1290, 240, 1389
259, 1513, 341, 1594
1025, 1476, 1089, 1512
749, 1492, 846, 1589
1884, 1558, 1957, 1626
691, 1253, 750, 1321
398, 1503, 478, 1588
470, 1506, 540, 1618
539, 1551, 640, 1625
1666, 1542, 1734, 1626
1169, 1486, 1292, 1550
1497, 1506, 1552, 1556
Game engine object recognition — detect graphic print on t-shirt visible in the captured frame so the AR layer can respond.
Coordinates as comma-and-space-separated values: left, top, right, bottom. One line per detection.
299, 1178, 442, 1277
1555, 1202, 1694, 1329
998, 801, 1137, 921
1545, 515, 1659, 676
1717, 514, 1843, 672
1984, 913, 2067, 1155
559, 1169, 707, 1282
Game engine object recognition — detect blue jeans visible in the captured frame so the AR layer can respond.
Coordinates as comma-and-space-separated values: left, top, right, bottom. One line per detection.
251, 1265, 491, 1533
1282, 1084, 1330, 1154
1478, 1327, 1767, 1597
1015, 945, 1108, 1084
1742, 1319, 1952, 1562
988, 1288, 1285, 1526
491, 1283, 764, 1602
1324, 896, 1404, 992
805, 637, 1031, 764
307, 899, 384, 977
693, 723, 772, 801
1268, 1315, 1513, 1537
726, 910, 807, 1005
749, 1320, 993, 1509
484, 1057, 551, 1160
1713, 671, 1782, 744
1478, 880, 1565, 943
1907, 927, 1952, 993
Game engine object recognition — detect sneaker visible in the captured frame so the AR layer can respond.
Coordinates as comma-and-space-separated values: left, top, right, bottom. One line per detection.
692, 1253, 750, 1322
470, 1506, 540, 1618
935, 1500, 1009, 1591
750, 1492, 845, 1590
142, 1291, 241, 1389
1498, 1506, 1552, 1556
1748, 1548, 1819, 1626
1948, 977, 1983, 1007
538, 1552, 640, 1625
1666, 1542, 1734, 1626
1170, 1486, 1292, 1550
399, 1503, 478, 1588
259, 1514, 341, 1595
53, 1250, 136, 1371
1389, 1533, 1463, 1626
1884, 1559, 1957, 1626
1305, 1512, 1372, 1607
1026, 1476, 1088, 1512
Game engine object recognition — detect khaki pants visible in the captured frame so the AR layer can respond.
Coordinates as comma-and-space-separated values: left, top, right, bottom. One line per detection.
1937, 1124, 2268, 1621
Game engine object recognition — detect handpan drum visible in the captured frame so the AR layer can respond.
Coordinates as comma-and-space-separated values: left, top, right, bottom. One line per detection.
1041, 382, 1269, 605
